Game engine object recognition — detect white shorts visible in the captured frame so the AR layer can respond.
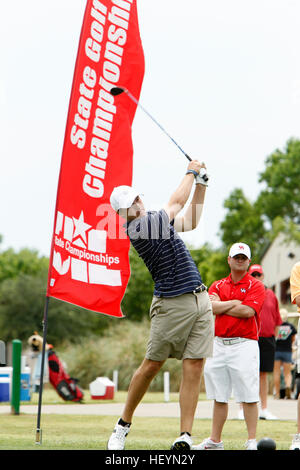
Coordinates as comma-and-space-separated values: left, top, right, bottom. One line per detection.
204, 336, 259, 403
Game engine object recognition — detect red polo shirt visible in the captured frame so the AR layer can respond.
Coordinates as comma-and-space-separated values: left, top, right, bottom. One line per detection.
259, 288, 282, 337
209, 273, 266, 340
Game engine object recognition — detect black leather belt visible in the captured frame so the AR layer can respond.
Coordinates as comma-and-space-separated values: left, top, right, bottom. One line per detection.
193, 284, 207, 294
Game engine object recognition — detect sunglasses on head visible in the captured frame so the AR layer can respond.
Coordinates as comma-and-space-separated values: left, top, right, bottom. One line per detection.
251, 272, 263, 277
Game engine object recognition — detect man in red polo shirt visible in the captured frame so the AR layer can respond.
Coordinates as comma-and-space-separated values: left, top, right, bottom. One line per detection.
193, 243, 265, 451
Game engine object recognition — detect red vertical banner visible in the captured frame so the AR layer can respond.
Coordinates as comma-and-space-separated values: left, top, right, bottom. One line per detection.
47, 0, 145, 317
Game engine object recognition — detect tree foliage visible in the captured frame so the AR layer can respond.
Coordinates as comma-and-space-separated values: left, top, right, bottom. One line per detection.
0, 248, 48, 283
0, 249, 110, 345
257, 138, 300, 225
219, 188, 267, 261
218, 138, 300, 258
121, 247, 154, 321
189, 244, 229, 288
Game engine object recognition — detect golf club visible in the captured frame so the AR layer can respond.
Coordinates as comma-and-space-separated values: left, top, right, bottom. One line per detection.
110, 86, 209, 183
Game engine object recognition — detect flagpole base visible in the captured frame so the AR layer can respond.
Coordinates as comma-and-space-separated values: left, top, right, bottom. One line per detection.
35, 427, 42, 445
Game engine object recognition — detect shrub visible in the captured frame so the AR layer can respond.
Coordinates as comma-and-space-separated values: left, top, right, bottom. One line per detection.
60, 318, 184, 391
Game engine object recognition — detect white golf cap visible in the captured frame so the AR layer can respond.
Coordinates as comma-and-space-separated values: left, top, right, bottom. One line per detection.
229, 242, 251, 259
110, 185, 140, 212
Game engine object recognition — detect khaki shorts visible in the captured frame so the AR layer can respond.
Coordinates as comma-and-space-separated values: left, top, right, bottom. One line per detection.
146, 290, 214, 361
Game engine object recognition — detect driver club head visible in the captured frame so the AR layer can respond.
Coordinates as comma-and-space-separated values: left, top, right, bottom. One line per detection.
110, 87, 126, 96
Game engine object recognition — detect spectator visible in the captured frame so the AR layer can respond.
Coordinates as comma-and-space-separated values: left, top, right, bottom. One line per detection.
248, 264, 282, 420
290, 261, 300, 450
193, 243, 265, 450
273, 308, 297, 400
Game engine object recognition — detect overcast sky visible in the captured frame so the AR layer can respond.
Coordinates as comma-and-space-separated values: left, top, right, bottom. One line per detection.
1, 0, 300, 257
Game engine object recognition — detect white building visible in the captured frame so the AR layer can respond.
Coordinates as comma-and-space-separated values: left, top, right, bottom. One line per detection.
261, 233, 300, 306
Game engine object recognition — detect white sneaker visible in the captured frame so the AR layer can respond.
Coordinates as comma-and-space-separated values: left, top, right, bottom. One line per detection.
259, 409, 278, 420
171, 433, 193, 450
290, 434, 300, 450
245, 439, 257, 450
192, 437, 224, 450
107, 422, 130, 450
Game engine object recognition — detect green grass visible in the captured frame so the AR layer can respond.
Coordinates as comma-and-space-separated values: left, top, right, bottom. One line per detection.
0, 390, 297, 450
0, 413, 296, 450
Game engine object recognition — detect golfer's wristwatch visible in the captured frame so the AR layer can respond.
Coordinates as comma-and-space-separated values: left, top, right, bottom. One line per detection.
186, 170, 199, 177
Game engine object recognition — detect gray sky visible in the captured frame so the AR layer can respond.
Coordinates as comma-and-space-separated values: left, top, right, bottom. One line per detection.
1, 0, 300, 256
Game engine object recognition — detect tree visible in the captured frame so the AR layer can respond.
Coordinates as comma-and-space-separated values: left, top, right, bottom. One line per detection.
257, 138, 300, 225
219, 188, 267, 261
0, 247, 49, 283
189, 244, 229, 288
121, 247, 154, 321
0, 269, 111, 345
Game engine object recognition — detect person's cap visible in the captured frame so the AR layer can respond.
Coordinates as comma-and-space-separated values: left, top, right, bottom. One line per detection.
249, 264, 264, 275
110, 185, 140, 212
229, 242, 251, 259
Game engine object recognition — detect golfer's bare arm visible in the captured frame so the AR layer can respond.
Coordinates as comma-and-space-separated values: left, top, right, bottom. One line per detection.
166, 160, 207, 232
164, 160, 201, 221
174, 183, 206, 232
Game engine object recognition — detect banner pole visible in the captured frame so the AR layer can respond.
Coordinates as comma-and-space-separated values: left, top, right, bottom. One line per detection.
35, 295, 50, 445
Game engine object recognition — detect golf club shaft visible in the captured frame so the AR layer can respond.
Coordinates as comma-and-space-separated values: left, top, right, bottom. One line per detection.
125, 89, 192, 161
116, 87, 208, 183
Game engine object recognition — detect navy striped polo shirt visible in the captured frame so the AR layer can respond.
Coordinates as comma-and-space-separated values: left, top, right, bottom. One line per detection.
126, 209, 204, 297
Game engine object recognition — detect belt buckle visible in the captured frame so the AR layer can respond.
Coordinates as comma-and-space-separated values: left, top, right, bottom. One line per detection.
222, 338, 241, 346
222, 339, 231, 345
193, 284, 206, 294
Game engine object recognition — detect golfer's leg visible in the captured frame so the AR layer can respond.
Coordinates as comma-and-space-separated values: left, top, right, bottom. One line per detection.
242, 402, 258, 440
122, 358, 164, 423
179, 358, 204, 434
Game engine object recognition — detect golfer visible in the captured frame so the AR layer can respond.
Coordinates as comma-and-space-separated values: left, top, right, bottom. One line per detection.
194, 243, 265, 450
107, 160, 214, 450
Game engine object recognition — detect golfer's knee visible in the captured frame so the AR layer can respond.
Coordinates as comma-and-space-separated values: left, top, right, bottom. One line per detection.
139, 359, 163, 379
183, 358, 204, 375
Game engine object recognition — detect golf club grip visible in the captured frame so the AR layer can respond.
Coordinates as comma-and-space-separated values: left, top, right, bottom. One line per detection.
196, 169, 209, 183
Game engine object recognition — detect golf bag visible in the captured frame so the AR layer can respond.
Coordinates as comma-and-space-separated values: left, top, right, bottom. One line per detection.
47, 349, 84, 402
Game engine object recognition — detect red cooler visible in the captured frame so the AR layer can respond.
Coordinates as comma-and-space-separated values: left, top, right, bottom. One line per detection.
89, 377, 115, 400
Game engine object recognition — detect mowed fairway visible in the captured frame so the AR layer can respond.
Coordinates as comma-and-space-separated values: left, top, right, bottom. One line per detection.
0, 396, 297, 450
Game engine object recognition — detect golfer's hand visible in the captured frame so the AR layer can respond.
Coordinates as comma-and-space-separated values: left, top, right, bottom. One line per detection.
187, 160, 202, 174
